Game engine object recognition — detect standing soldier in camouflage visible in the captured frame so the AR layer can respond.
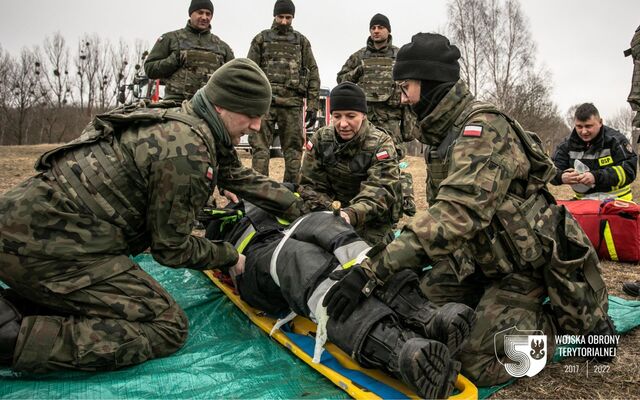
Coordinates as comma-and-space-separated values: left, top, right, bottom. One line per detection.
625, 25, 640, 128
299, 82, 402, 246
144, 0, 234, 101
321, 33, 614, 386
337, 14, 417, 216
0, 59, 309, 373
247, 0, 320, 183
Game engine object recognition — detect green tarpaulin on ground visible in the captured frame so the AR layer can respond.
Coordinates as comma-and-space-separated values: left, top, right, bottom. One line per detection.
1, 254, 639, 399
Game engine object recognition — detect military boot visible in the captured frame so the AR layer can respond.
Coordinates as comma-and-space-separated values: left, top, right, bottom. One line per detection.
359, 318, 460, 399
0, 296, 21, 366
376, 269, 476, 355
585, 315, 618, 363
622, 280, 640, 297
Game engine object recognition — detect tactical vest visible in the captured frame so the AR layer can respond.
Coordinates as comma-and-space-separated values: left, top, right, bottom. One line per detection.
164, 29, 227, 99
314, 125, 401, 224
261, 30, 306, 98
35, 102, 217, 241
359, 48, 401, 106
425, 101, 556, 276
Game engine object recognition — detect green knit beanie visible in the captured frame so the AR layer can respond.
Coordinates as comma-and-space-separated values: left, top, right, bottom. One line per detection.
203, 58, 272, 116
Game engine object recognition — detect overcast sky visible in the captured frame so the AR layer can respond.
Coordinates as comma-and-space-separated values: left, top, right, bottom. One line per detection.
1, 0, 638, 122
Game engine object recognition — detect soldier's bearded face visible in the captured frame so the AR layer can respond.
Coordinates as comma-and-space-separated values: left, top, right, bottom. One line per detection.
331, 111, 365, 141
370, 26, 390, 43
190, 9, 213, 31
574, 115, 603, 143
275, 14, 294, 26
216, 107, 262, 145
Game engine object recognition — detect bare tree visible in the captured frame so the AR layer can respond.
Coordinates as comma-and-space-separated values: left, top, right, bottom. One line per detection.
8, 48, 42, 145
447, 0, 487, 96
39, 32, 73, 142
74, 35, 110, 114
0, 45, 14, 145
608, 106, 636, 142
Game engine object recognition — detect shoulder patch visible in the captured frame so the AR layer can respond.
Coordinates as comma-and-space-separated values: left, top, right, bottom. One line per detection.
376, 150, 390, 160
305, 140, 314, 151
206, 166, 214, 181
462, 125, 483, 137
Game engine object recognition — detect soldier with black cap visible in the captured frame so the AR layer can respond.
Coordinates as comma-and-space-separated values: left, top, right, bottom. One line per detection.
0, 58, 309, 373
299, 82, 402, 246
322, 33, 614, 385
247, 0, 321, 183
337, 13, 417, 218
144, 0, 234, 101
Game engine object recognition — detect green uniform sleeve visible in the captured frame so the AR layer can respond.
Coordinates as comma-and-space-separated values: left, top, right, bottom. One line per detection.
299, 132, 333, 197
217, 150, 305, 221
369, 116, 518, 281
345, 135, 400, 228
336, 51, 363, 84
246, 34, 263, 65
301, 36, 320, 111
147, 155, 238, 270
144, 33, 181, 80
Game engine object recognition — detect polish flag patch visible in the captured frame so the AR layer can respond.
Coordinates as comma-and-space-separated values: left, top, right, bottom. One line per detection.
463, 125, 483, 137
206, 166, 214, 181
376, 150, 390, 160
305, 140, 314, 151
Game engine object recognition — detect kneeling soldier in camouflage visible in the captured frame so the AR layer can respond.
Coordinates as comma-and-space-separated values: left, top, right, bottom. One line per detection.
0, 59, 308, 372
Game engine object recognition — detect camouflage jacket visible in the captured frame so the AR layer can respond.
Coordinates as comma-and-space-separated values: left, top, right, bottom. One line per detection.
299, 120, 402, 244
364, 80, 557, 282
22, 102, 303, 271
144, 22, 234, 101
337, 36, 416, 142
551, 125, 637, 199
626, 25, 640, 126
247, 22, 320, 109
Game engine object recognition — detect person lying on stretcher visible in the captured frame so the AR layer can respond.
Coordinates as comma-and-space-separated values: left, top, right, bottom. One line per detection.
204, 200, 477, 399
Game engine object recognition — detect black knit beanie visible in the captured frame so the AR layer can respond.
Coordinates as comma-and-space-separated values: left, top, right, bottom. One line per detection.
273, 0, 295, 16
370, 13, 391, 32
393, 33, 461, 82
330, 82, 367, 113
189, 0, 213, 15
203, 58, 272, 116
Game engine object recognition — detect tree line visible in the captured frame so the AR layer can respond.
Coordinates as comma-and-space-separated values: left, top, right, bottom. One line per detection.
0, 0, 635, 149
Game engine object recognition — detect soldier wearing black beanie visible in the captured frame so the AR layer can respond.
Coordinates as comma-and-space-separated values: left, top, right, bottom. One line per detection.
329, 82, 368, 114
189, 0, 213, 15
273, 0, 295, 16
369, 13, 391, 32
393, 33, 461, 119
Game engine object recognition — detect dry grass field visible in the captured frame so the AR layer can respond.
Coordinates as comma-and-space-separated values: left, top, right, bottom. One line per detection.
0, 144, 638, 398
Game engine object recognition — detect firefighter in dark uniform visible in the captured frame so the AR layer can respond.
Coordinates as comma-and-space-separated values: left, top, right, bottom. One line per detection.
206, 201, 476, 400
337, 13, 417, 217
0, 59, 308, 373
247, 0, 321, 183
551, 103, 637, 201
299, 82, 403, 246
144, 0, 234, 101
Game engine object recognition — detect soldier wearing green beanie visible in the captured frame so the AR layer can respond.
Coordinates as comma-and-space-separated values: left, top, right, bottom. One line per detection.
0, 58, 310, 373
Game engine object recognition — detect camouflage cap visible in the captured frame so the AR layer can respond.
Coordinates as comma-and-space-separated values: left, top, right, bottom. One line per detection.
204, 58, 272, 116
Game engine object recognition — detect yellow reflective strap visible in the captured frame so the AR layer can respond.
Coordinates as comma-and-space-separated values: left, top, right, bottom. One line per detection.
276, 218, 291, 225
237, 231, 256, 254
603, 220, 619, 261
341, 259, 357, 270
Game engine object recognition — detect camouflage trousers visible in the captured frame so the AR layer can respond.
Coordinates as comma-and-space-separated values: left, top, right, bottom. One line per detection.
421, 212, 610, 386
421, 264, 556, 386
0, 252, 187, 373
249, 105, 304, 183
629, 56, 640, 128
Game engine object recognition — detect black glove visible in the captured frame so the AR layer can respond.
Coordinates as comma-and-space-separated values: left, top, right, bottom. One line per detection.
322, 265, 371, 322
304, 109, 317, 129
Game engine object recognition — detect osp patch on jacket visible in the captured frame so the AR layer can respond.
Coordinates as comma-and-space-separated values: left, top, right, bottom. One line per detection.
376, 150, 390, 160
463, 125, 483, 137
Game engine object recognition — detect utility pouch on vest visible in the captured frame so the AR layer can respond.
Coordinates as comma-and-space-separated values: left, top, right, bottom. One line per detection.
494, 194, 545, 268
449, 246, 477, 282
470, 226, 515, 278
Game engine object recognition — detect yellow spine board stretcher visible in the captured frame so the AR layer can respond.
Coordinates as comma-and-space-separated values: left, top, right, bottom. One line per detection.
204, 270, 478, 400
